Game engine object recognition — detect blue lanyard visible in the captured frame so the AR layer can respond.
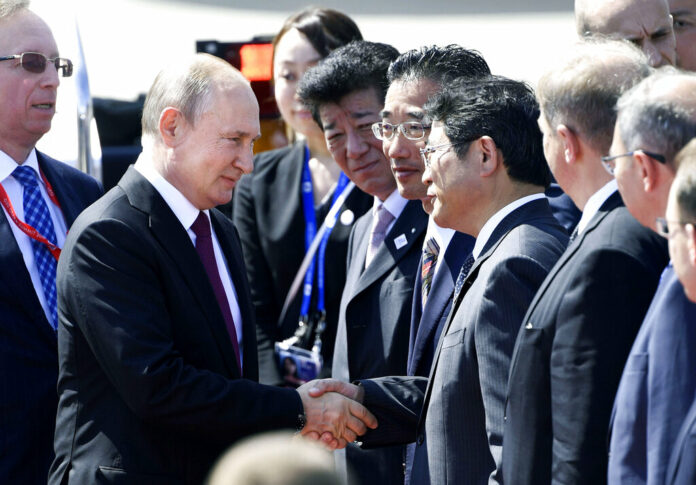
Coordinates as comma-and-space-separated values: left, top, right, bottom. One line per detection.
300, 145, 350, 317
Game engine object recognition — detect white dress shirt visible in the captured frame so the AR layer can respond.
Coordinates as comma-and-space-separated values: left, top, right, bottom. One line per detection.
472, 193, 546, 260
134, 156, 243, 365
576, 179, 618, 235
423, 217, 456, 280
0, 149, 68, 324
372, 189, 409, 235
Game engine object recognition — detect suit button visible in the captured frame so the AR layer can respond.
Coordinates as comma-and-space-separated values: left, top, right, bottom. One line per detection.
417, 434, 424, 445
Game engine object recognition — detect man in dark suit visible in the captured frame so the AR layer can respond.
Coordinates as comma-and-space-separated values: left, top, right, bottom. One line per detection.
298, 41, 426, 485
49, 54, 376, 485
607, 70, 696, 485
308, 76, 569, 485
0, 4, 102, 484
502, 41, 669, 485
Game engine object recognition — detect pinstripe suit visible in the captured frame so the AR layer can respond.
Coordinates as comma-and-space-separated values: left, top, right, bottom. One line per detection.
357, 198, 568, 485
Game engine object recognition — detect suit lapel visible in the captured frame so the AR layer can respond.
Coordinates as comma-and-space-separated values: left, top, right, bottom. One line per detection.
119, 168, 239, 377
351, 200, 427, 298
37, 152, 81, 227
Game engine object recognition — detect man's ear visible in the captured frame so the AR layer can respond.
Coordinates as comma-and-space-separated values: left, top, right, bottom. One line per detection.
159, 107, 185, 148
633, 151, 659, 193
556, 124, 579, 165
687, 223, 696, 267
479, 136, 500, 178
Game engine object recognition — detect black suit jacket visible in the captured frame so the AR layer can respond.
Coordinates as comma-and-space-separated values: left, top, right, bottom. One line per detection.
358, 198, 568, 485
49, 167, 303, 485
0, 152, 102, 485
503, 192, 668, 485
233, 143, 372, 384
332, 198, 428, 485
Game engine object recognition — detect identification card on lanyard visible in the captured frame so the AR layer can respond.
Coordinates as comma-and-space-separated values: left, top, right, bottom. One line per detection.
0, 169, 62, 260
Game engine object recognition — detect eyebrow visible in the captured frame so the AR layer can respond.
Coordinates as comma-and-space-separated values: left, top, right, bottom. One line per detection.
380, 110, 426, 120
351, 110, 378, 120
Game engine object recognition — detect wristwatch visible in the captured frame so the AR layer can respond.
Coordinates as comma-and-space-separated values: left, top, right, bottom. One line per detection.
295, 412, 307, 433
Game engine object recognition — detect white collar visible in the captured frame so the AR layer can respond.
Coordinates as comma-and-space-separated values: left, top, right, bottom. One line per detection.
576, 179, 618, 235
472, 193, 545, 260
134, 154, 204, 231
0, 148, 41, 185
424, 216, 456, 252
372, 189, 409, 220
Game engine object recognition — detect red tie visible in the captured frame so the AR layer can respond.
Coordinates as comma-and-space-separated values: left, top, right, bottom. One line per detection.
190, 212, 242, 373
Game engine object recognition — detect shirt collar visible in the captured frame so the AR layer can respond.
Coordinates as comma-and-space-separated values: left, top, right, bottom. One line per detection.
425, 216, 456, 252
576, 179, 618, 235
0, 148, 41, 185
134, 154, 205, 232
372, 189, 409, 220
472, 193, 545, 260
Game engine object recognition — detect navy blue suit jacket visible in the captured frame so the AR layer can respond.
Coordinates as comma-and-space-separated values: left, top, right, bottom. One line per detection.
608, 265, 696, 485
667, 397, 696, 484
0, 152, 102, 485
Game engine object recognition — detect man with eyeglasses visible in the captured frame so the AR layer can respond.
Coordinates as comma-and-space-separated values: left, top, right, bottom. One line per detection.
502, 40, 669, 485
298, 41, 427, 485
0, 2, 102, 484
575, 0, 677, 67
307, 76, 569, 485
607, 69, 696, 485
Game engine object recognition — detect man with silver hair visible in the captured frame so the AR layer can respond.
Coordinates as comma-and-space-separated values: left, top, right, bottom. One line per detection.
0, 1, 102, 483
503, 40, 668, 485
575, 0, 677, 67
607, 68, 696, 485
49, 53, 376, 485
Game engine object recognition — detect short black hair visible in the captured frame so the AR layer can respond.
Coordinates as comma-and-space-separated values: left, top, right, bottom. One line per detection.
425, 75, 552, 187
298, 40, 399, 127
387, 45, 490, 86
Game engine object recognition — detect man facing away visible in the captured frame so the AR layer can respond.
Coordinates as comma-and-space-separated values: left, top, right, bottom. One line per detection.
49, 53, 376, 485
608, 69, 696, 485
0, 1, 102, 483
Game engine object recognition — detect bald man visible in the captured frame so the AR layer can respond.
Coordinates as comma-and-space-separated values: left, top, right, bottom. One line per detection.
575, 0, 677, 66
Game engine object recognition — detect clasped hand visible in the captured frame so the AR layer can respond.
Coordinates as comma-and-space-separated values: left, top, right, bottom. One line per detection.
296, 379, 374, 449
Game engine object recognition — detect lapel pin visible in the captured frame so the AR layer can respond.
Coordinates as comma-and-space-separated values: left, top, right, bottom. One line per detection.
394, 234, 408, 249
525, 322, 533, 329
411, 227, 416, 234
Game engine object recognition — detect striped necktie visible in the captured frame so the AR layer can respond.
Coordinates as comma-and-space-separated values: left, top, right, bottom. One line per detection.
421, 237, 440, 309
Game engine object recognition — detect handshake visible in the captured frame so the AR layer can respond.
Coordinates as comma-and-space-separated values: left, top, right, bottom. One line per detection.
296, 379, 377, 449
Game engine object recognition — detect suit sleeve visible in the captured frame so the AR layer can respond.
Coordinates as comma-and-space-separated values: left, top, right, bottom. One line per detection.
475, 255, 554, 485
61, 217, 302, 439
550, 249, 657, 484
233, 174, 283, 385
358, 376, 428, 447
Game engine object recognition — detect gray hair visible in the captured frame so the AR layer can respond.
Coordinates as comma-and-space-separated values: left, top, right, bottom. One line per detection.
674, 138, 696, 221
616, 68, 696, 166
537, 39, 651, 155
141, 53, 248, 138
0, 0, 30, 19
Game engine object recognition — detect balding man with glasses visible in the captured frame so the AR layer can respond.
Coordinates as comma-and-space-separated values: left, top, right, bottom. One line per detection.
0, 1, 102, 484
607, 69, 696, 485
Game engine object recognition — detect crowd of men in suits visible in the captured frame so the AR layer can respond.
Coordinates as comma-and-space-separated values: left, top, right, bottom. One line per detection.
1, 0, 696, 484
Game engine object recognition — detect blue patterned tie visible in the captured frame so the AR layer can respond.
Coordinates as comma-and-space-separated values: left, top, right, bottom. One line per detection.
421, 237, 440, 309
453, 253, 476, 299
13, 165, 59, 329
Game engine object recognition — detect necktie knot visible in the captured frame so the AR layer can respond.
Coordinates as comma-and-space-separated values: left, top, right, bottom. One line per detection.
421, 237, 440, 308
191, 211, 211, 241
366, 204, 395, 268
13, 165, 40, 189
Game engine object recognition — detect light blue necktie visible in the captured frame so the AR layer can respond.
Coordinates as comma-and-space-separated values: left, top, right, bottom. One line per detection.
12, 165, 59, 329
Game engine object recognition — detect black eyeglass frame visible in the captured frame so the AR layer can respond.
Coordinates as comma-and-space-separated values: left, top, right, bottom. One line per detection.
601, 150, 666, 176
655, 216, 694, 238
0, 52, 73, 77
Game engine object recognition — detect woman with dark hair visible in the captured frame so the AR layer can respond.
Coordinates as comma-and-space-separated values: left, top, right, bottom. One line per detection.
233, 8, 372, 386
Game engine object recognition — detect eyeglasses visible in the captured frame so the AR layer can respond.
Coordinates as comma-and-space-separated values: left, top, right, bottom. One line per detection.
601, 150, 666, 176
655, 217, 693, 238
419, 142, 464, 169
372, 121, 431, 141
0, 52, 73, 77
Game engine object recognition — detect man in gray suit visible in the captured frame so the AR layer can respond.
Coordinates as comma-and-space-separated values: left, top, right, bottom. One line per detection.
307, 76, 568, 485
299, 41, 427, 485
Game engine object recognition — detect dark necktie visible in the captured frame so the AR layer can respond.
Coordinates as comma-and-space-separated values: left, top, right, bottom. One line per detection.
13, 165, 59, 329
421, 237, 440, 309
453, 253, 476, 300
190, 212, 242, 372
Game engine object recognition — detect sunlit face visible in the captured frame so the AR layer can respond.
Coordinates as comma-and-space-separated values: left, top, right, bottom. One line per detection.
422, 121, 480, 232
0, 10, 60, 161
669, 0, 696, 70
381, 78, 438, 210
666, 181, 696, 301
595, 0, 677, 67
319, 88, 396, 201
609, 123, 651, 226
537, 110, 567, 184
273, 28, 323, 138
167, 82, 260, 210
